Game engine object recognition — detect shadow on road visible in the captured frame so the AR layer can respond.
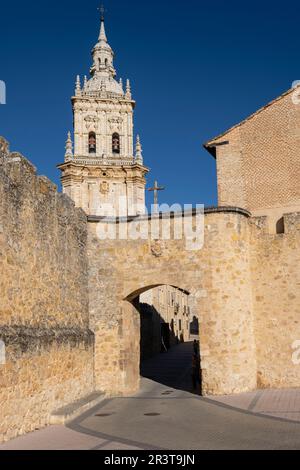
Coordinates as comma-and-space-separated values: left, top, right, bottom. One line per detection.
140, 341, 202, 395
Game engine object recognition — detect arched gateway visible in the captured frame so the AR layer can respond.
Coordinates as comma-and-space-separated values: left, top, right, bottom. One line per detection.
56, 13, 300, 400
56, 14, 258, 397
87, 207, 257, 397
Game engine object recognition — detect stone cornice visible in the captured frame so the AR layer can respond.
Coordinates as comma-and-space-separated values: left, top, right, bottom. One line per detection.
0, 326, 94, 356
71, 95, 135, 107
87, 206, 251, 224
57, 161, 149, 173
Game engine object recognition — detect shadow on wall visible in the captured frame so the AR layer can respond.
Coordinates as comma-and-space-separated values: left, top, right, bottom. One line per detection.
127, 291, 202, 396
138, 303, 181, 361
138, 303, 193, 362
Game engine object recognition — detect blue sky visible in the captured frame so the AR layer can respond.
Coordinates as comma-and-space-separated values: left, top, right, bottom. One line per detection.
0, 0, 299, 208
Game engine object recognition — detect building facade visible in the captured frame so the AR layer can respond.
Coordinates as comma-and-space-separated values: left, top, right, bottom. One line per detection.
140, 286, 191, 360
204, 87, 300, 232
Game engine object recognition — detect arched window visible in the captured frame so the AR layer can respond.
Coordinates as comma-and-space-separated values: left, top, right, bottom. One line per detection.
105, 58, 108, 66
276, 217, 285, 234
112, 133, 120, 154
88, 132, 96, 154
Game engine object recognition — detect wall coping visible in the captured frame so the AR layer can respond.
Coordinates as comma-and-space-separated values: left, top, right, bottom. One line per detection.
87, 206, 251, 224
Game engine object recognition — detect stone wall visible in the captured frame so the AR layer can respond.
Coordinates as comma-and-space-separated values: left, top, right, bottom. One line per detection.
1, 137, 300, 443
0, 139, 94, 443
0, 328, 93, 442
87, 208, 300, 398
87, 209, 257, 396
251, 212, 300, 388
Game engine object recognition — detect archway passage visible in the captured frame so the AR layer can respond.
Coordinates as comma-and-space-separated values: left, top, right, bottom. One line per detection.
127, 285, 202, 395
88, 210, 258, 397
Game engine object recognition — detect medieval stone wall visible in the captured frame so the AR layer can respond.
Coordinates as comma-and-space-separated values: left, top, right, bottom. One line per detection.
250, 211, 300, 389
87, 208, 300, 398
87, 210, 257, 396
0, 141, 94, 443
0, 139, 300, 444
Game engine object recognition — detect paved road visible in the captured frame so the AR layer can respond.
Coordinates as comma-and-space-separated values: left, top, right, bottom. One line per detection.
140, 340, 199, 394
2, 341, 300, 450
66, 342, 300, 450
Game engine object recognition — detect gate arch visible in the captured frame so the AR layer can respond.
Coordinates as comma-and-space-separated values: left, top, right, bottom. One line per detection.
87, 209, 257, 396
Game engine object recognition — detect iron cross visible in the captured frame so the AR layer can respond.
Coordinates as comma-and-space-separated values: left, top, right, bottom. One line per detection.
98, 4, 105, 21
148, 181, 165, 211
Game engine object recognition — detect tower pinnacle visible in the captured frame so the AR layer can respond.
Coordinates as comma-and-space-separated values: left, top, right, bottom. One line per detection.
65, 131, 73, 160
75, 75, 81, 96
126, 79, 132, 99
135, 135, 143, 164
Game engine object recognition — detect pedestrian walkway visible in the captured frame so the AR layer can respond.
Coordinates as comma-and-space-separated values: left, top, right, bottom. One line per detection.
208, 388, 300, 422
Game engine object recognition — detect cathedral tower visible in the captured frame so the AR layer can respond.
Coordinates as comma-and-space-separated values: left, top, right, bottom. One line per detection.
58, 12, 149, 217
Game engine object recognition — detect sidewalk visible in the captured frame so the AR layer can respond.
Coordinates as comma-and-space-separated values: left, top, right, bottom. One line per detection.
0, 425, 141, 451
207, 388, 300, 422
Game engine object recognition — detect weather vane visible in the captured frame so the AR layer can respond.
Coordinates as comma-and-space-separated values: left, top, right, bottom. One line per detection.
98, 4, 105, 21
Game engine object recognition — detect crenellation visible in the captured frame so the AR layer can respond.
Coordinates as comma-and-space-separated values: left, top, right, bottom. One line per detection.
249, 216, 269, 233
283, 212, 300, 233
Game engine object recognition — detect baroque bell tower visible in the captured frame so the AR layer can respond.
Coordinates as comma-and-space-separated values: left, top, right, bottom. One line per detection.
58, 10, 149, 217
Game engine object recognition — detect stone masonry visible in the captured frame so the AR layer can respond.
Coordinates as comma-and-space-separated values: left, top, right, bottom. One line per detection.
87, 209, 257, 396
0, 15, 300, 446
0, 139, 94, 442
0, 136, 300, 443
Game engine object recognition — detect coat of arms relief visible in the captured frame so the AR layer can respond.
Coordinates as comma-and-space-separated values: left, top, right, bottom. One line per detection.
84, 115, 100, 130
100, 181, 110, 195
108, 116, 123, 132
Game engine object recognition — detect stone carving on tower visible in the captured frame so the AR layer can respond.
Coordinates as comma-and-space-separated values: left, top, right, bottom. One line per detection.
58, 11, 149, 217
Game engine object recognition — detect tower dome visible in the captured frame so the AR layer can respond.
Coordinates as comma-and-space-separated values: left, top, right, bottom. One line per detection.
84, 16, 124, 97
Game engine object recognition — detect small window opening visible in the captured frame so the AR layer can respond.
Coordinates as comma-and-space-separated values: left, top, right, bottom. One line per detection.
276, 217, 285, 234
89, 132, 96, 154
112, 133, 120, 154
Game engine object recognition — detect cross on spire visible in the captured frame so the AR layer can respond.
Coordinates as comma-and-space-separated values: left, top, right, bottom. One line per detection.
148, 180, 165, 213
98, 4, 105, 21
97, 4, 107, 42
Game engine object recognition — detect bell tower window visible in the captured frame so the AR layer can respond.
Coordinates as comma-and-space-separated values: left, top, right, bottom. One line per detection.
112, 133, 120, 154
89, 132, 96, 154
